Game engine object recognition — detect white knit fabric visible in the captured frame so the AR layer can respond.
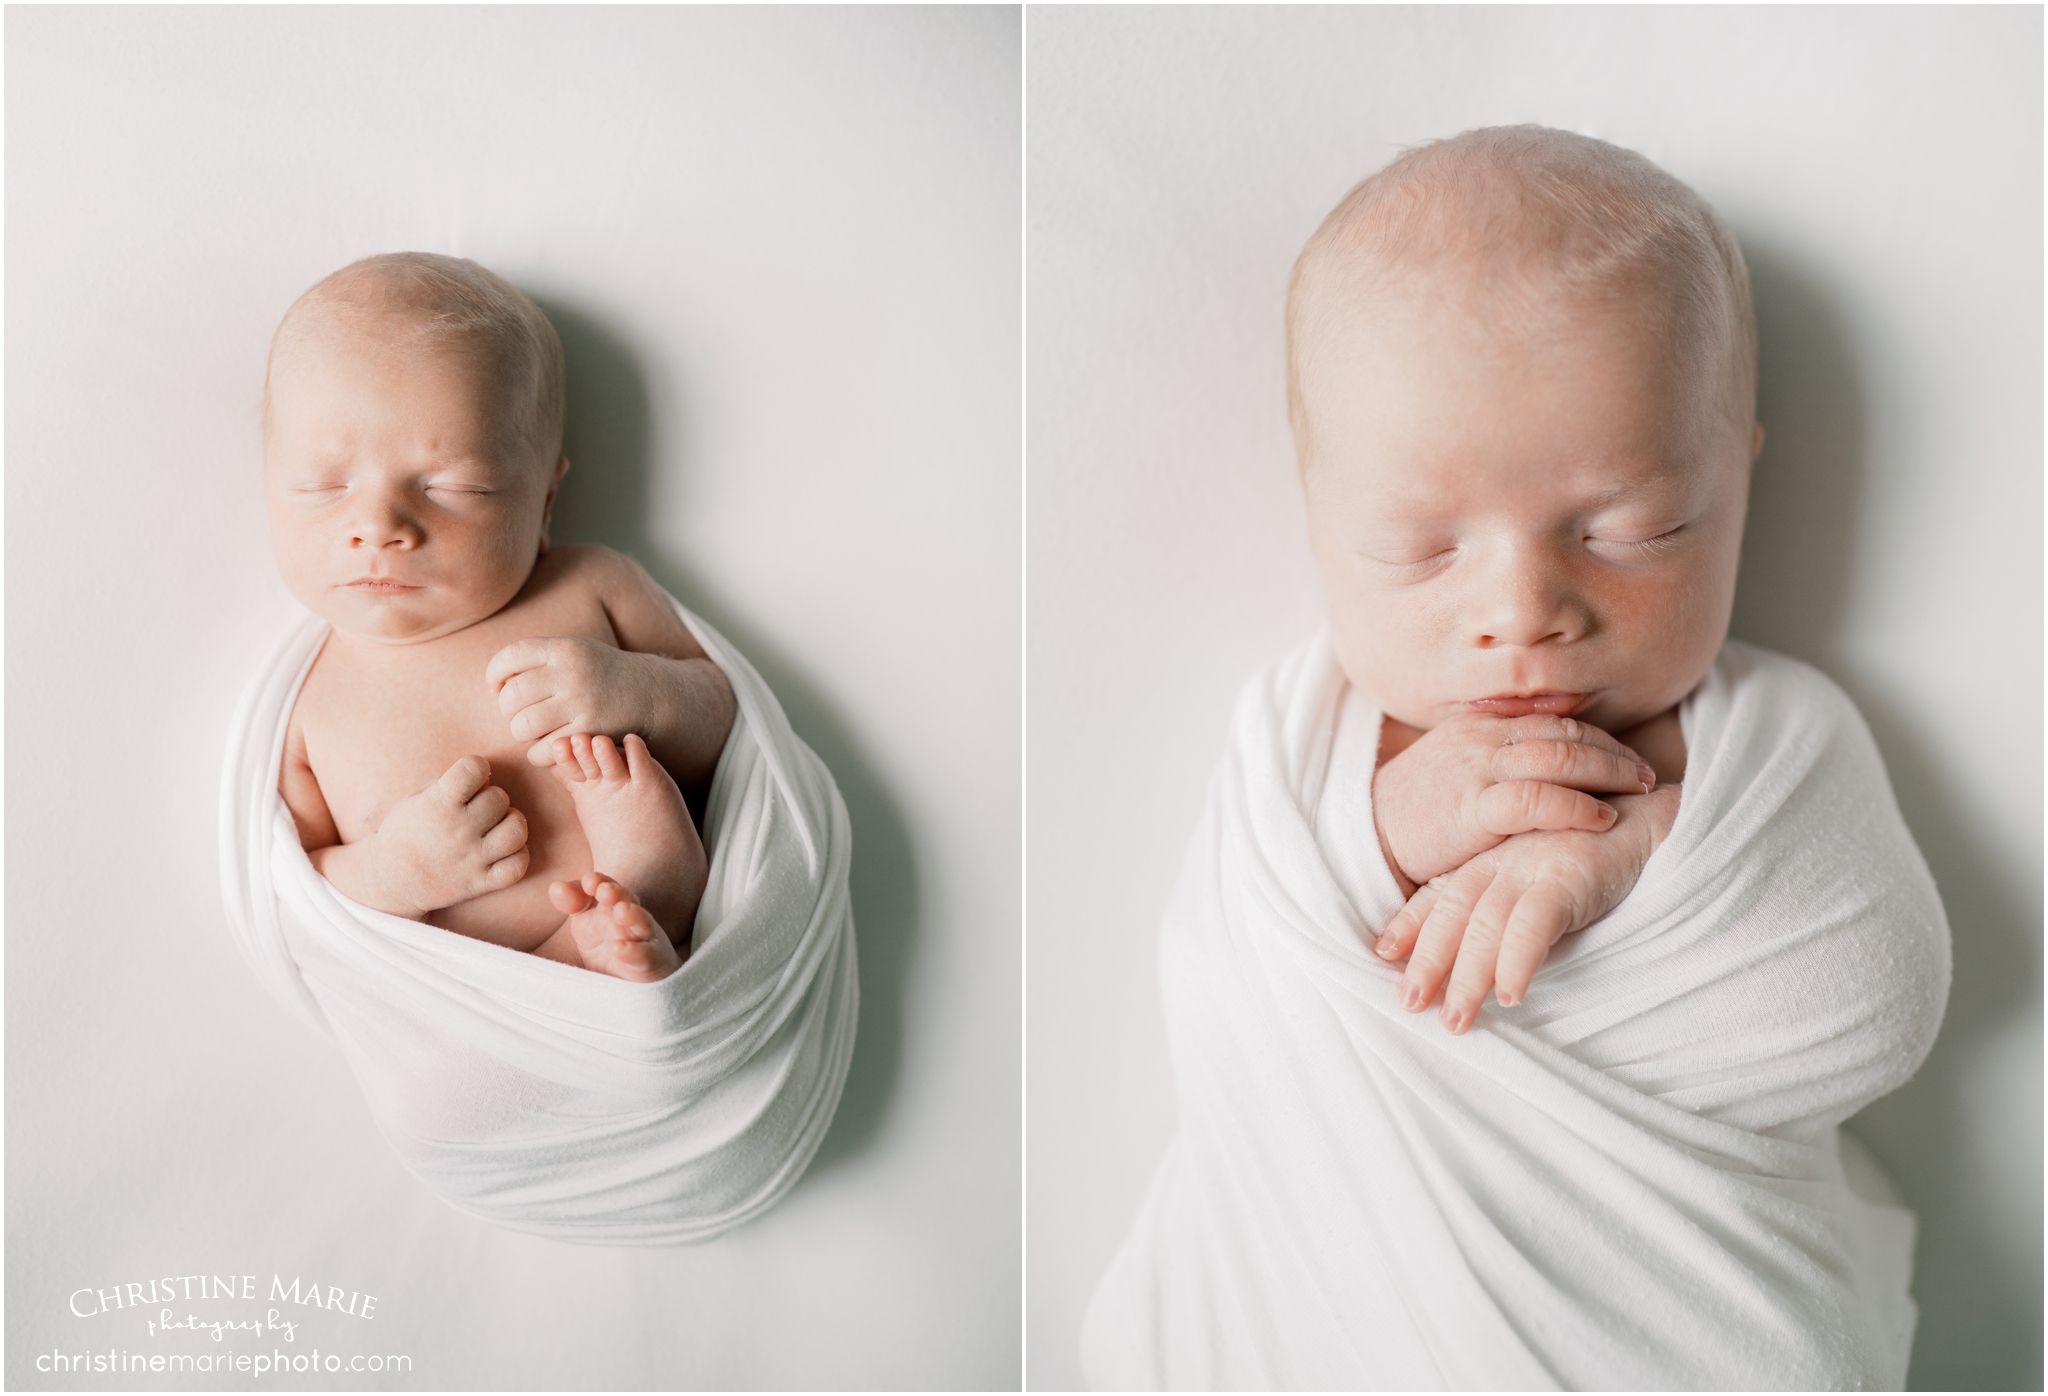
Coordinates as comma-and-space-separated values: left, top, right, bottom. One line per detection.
220, 599, 857, 1245
1083, 636, 1948, 1390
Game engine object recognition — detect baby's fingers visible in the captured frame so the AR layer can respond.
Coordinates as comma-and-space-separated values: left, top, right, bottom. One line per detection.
464, 781, 512, 828
508, 696, 572, 744
485, 638, 557, 693
534, 733, 576, 769
1440, 877, 1525, 1032
434, 755, 493, 803
1493, 884, 1578, 1007
1476, 781, 1616, 837
1500, 714, 1648, 769
1492, 737, 1654, 795
1374, 883, 1439, 962
1400, 874, 1486, 1012
479, 807, 528, 862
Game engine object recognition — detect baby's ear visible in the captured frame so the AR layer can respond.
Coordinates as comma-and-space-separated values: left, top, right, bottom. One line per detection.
538, 455, 571, 550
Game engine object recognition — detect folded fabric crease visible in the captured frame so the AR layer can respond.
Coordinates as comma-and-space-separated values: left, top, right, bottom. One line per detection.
1083, 635, 1947, 1390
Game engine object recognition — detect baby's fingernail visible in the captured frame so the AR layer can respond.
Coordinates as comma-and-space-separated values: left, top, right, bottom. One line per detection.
1497, 989, 1518, 1007
1596, 801, 1616, 823
1375, 934, 1398, 958
1400, 982, 1422, 1011
1442, 1005, 1467, 1032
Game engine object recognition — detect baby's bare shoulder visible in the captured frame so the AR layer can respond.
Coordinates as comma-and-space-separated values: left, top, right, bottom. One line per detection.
525, 545, 657, 603
520, 546, 698, 658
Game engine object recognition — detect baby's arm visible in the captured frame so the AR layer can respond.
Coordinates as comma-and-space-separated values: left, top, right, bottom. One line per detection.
487, 551, 737, 788
284, 734, 531, 920
1375, 785, 1682, 1032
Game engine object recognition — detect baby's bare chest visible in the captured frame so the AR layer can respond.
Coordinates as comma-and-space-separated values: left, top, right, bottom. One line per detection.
295, 588, 616, 844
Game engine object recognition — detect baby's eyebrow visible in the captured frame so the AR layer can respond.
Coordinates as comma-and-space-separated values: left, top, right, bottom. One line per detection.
1578, 469, 1692, 510
413, 453, 503, 477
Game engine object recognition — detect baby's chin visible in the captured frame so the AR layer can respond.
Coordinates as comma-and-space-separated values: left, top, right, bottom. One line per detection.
303, 593, 494, 647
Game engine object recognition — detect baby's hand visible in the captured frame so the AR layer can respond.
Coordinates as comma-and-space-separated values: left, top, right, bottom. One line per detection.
327, 756, 530, 918
487, 637, 666, 766
1373, 713, 1656, 893
1373, 785, 1682, 1033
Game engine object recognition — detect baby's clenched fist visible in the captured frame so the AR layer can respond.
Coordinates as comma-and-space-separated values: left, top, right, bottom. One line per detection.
488, 637, 667, 767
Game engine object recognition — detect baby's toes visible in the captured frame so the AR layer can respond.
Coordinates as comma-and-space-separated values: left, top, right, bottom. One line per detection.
568, 733, 607, 781
549, 877, 596, 915
545, 736, 582, 778
610, 893, 660, 944
590, 734, 630, 784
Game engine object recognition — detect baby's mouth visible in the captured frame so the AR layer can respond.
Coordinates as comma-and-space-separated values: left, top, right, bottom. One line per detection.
345, 577, 422, 595
1466, 691, 1590, 718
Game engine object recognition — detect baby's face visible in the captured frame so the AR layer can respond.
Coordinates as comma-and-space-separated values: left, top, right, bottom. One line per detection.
265, 313, 561, 645
1300, 269, 1755, 734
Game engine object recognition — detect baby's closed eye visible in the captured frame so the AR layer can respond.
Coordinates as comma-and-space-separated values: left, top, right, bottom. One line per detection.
1583, 524, 1688, 561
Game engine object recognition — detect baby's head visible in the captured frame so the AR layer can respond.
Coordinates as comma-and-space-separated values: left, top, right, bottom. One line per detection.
263, 252, 568, 644
1289, 126, 1760, 734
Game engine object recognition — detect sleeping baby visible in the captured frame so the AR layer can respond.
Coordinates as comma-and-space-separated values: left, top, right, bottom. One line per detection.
1290, 124, 1740, 1031
229, 251, 857, 1243
264, 252, 733, 981
1084, 127, 1949, 1389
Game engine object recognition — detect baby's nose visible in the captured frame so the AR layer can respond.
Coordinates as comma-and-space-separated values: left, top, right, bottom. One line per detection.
349, 497, 423, 549
1471, 553, 1587, 648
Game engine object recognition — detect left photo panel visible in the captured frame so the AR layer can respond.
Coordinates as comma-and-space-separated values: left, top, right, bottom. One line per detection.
6, 6, 1021, 1389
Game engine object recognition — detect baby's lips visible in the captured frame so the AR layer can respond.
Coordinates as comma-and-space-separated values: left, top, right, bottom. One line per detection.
1467, 692, 1591, 719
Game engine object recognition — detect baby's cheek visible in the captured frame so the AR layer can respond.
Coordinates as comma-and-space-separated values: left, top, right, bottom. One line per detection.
267, 526, 332, 613
1597, 559, 1735, 704
1324, 587, 1447, 721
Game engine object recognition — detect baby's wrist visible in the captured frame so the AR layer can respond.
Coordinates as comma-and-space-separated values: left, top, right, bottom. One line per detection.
1369, 768, 1422, 897
645, 651, 689, 747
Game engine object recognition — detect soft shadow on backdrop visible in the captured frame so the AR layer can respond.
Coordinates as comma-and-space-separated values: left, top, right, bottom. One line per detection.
1733, 246, 2044, 1388
540, 301, 918, 1168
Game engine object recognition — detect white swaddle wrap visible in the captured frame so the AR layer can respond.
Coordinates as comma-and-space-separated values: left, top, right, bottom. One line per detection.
1083, 637, 1948, 1390
220, 600, 857, 1246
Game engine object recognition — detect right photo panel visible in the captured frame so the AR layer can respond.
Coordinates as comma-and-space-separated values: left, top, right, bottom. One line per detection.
1025, 7, 2041, 1392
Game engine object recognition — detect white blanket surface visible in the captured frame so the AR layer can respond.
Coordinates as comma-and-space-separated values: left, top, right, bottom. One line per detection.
221, 601, 857, 1246
1082, 637, 1949, 1391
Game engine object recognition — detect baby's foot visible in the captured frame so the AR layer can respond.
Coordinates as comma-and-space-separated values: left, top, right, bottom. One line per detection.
546, 732, 707, 965
547, 871, 680, 982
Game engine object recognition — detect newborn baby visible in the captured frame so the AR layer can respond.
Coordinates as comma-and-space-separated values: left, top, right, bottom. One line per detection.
1291, 126, 1761, 1029
265, 253, 733, 981
1083, 126, 1948, 1389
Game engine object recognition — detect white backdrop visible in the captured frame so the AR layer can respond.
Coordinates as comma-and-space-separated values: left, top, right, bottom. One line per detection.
1026, 8, 2040, 1391
8, 7, 1018, 1390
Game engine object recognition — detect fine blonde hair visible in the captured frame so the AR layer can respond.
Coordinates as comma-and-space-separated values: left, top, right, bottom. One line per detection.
264, 251, 567, 468
1285, 125, 1756, 467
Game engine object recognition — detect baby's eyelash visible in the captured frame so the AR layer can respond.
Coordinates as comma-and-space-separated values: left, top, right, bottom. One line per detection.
1593, 528, 1685, 558
1371, 548, 1459, 579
